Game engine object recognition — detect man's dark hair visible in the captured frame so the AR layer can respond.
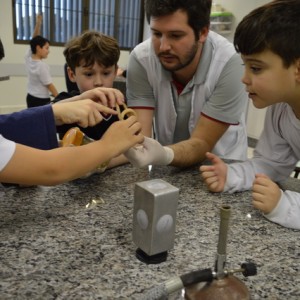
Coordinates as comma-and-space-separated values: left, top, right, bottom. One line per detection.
234, 0, 300, 68
145, 0, 212, 39
30, 35, 50, 54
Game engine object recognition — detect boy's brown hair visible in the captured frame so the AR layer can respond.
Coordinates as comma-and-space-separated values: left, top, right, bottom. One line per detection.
64, 30, 120, 72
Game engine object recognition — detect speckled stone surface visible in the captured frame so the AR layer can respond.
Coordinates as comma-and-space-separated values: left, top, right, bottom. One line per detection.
0, 165, 299, 299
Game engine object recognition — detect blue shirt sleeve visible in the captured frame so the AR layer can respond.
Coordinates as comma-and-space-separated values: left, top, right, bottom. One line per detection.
0, 105, 58, 150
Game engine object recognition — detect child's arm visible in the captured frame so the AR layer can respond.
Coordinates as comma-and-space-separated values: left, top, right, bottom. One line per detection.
47, 83, 58, 98
52, 99, 118, 127
0, 100, 118, 150
0, 116, 143, 186
107, 154, 128, 169
199, 152, 228, 192
266, 190, 300, 229
33, 13, 43, 38
253, 174, 300, 229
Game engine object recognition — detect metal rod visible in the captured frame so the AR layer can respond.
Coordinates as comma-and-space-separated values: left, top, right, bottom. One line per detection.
215, 205, 231, 277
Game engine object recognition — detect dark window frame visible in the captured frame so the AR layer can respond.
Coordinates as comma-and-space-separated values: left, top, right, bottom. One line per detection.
12, 0, 144, 50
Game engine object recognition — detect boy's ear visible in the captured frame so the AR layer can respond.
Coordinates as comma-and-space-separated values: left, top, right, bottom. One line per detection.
67, 66, 77, 83
295, 58, 300, 78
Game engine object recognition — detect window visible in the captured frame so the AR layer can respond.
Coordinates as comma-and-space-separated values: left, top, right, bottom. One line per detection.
12, 0, 144, 50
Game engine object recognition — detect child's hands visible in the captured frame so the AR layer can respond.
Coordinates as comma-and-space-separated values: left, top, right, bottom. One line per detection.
199, 152, 227, 192
101, 116, 144, 157
52, 99, 117, 127
252, 174, 281, 214
73, 87, 125, 108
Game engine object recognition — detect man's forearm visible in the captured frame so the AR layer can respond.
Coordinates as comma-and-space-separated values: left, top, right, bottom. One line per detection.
169, 138, 210, 168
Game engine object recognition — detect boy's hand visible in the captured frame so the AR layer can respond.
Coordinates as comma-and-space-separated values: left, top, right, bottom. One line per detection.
52, 99, 117, 127
101, 116, 144, 157
72, 87, 125, 108
199, 152, 227, 192
252, 174, 281, 214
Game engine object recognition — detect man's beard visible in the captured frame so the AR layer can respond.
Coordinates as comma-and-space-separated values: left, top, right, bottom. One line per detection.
158, 42, 199, 72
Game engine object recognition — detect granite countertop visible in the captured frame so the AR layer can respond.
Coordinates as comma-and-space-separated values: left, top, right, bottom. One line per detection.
0, 165, 299, 299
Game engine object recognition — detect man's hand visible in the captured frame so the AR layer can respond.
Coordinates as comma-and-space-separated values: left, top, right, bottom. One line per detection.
252, 174, 281, 214
61, 87, 125, 108
52, 99, 117, 127
199, 152, 227, 192
124, 137, 174, 167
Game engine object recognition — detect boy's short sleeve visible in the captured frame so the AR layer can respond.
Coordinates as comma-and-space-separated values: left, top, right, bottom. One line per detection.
0, 135, 16, 172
